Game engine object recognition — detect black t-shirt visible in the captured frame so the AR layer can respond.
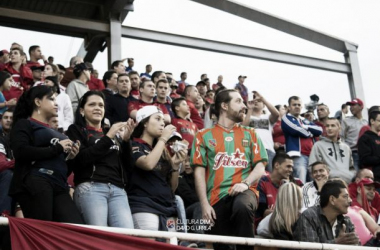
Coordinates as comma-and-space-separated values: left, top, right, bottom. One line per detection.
29, 118, 69, 188
85, 127, 124, 187
128, 138, 175, 207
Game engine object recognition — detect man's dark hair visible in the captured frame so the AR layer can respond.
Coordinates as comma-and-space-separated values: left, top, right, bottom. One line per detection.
28, 45, 39, 55
111, 60, 123, 69
139, 79, 153, 90
369, 111, 380, 126
156, 79, 168, 88
201, 74, 206, 79
183, 85, 194, 99
102, 70, 116, 87
274, 104, 282, 111
212, 89, 237, 119
288, 96, 300, 106
128, 70, 139, 77
151, 71, 164, 82
171, 97, 187, 116
180, 72, 187, 78
319, 180, 347, 208
341, 104, 347, 110
368, 106, 380, 117
117, 73, 129, 82
48, 56, 54, 60
272, 152, 292, 169
146, 64, 151, 68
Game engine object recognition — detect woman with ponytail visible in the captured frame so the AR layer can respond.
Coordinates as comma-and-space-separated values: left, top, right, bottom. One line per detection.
128, 105, 188, 231
66, 91, 136, 228
9, 85, 83, 223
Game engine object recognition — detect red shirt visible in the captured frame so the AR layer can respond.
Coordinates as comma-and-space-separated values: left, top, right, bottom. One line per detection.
170, 92, 182, 99
177, 82, 186, 95
315, 121, 327, 137
0, 63, 33, 100
87, 76, 105, 91
172, 117, 198, 148
349, 182, 380, 213
130, 89, 140, 100
186, 100, 204, 130
127, 99, 169, 118
272, 120, 285, 145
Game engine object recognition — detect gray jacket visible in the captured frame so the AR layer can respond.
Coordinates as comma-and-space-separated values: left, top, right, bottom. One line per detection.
66, 79, 89, 115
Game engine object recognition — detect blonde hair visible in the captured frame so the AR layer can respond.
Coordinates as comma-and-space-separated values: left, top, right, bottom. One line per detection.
269, 182, 302, 236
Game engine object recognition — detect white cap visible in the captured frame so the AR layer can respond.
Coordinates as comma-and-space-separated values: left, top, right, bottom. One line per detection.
169, 131, 182, 140
136, 105, 163, 123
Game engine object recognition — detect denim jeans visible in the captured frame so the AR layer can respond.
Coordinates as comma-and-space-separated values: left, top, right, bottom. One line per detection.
292, 155, 309, 183
175, 195, 187, 233
0, 169, 13, 214
74, 182, 134, 228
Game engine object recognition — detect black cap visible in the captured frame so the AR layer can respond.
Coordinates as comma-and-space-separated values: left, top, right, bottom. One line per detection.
30, 65, 45, 71
238, 75, 247, 79
57, 64, 66, 71
196, 81, 207, 86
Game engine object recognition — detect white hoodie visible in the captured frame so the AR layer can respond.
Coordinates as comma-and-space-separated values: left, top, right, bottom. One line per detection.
309, 137, 355, 183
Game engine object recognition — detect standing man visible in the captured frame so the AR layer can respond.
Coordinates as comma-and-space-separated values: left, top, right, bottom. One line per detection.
358, 110, 380, 182
27, 45, 47, 67
128, 71, 140, 100
212, 75, 224, 91
243, 91, 279, 171
60, 56, 83, 87
177, 72, 188, 95
184, 85, 204, 130
335, 104, 349, 122
341, 98, 367, 170
315, 103, 330, 137
196, 81, 208, 99
125, 58, 134, 72
235, 75, 248, 103
111, 60, 126, 75
140, 64, 152, 80
191, 89, 268, 250
282, 96, 322, 183
154, 79, 174, 120
66, 62, 90, 115
309, 118, 355, 184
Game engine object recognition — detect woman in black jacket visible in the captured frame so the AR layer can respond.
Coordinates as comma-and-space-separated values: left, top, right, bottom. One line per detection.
10, 85, 83, 223
66, 91, 135, 228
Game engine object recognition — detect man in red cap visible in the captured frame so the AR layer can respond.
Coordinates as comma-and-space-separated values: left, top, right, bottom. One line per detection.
351, 178, 380, 221
341, 98, 367, 170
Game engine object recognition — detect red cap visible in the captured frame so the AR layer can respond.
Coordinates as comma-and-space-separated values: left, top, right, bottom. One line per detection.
358, 178, 380, 188
346, 98, 363, 107
2, 49, 9, 54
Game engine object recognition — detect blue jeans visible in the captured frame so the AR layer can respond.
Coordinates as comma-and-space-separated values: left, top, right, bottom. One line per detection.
266, 149, 276, 172
175, 195, 187, 233
292, 155, 309, 183
0, 169, 13, 214
74, 182, 134, 228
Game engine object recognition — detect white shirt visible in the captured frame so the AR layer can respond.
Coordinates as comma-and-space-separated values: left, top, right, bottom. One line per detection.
248, 113, 274, 152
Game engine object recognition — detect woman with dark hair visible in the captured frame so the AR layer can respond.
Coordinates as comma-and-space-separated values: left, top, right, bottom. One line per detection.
0, 71, 17, 114
66, 90, 135, 228
129, 105, 188, 231
9, 85, 83, 223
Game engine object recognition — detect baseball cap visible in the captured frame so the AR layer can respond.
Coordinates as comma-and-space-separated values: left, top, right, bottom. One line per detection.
196, 81, 206, 86
238, 75, 247, 79
2, 49, 9, 54
169, 131, 182, 141
346, 98, 363, 107
73, 62, 88, 75
359, 178, 380, 188
30, 65, 45, 71
136, 106, 163, 124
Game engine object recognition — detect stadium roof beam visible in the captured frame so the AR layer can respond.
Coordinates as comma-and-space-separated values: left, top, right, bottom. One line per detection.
121, 26, 351, 74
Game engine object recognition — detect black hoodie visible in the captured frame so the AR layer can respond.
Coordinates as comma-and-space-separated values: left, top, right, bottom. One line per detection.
358, 130, 380, 180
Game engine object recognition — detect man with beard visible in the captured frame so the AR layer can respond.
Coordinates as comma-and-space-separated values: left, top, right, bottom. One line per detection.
191, 89, 268, 250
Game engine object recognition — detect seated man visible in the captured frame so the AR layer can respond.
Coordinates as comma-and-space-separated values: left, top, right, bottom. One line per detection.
302, 161, 330, 208
351, 178, 379, 222
293, 180, 359, 245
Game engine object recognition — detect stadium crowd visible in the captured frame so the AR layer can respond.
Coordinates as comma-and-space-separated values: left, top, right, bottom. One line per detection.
1, 43, 380, 249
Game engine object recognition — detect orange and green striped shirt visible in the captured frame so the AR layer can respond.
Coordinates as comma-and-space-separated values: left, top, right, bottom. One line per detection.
190, 123, 268, 206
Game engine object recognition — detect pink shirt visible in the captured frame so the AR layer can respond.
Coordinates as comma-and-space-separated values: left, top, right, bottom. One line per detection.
346, 206, 372, 245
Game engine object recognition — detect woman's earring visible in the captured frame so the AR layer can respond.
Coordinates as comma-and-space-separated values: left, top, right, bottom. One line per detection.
37, 109, 40, 115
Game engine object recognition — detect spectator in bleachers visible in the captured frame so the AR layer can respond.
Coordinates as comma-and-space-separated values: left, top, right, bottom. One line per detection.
196, 81, 207, 99
341, 98, 367, 170
0, 50, 10, 64
203, 78, 211, 91
140, 64, 152, 80
205, 90, 215, 105
358, 106, 380, 140
293, 180, 359, 245
101, 70, 118, 98
154, 79, 174, 120
10, 86, 83, 223
105, 73, 131, 125
1, 47, 33, 101
10, 42, 23, 51
169, 80, 181, 99
191, 89, 268, 250
30, 65, 43, 84
86, 63, 105, 91
128, 71, 140, 100
57, 64, 67, 93
200, 74, 207, 81
48, 56, 54, 64
212, 75, 224, 91
302, 161, 329, 208
309, 118, 355, 183
0, 110, 14, 215
358, 111, 380, 181
128, 80, 170, 124
129, 106, 187, 231
111, 60, 126, 75
26, 45, 47, 68
151, 70, 166, 84
48, 115, 59, 131
243, 91, 279, 171
44, 75, 73, 132
177, 72, 188, 95
184, 85, 204, 130
282, 96, 322, 183
125, 58, 134, 72
32, 63, 59, 87
273, 104, 286, 152
171, 97, 197, 149
66, 62, 90, 115
314, 103, 330, 137
194, 95, 205, 120
256, 153, 301, 223
235, 75, 248, 103
0, 71, 17, 114
335, 103, 349, 122
66, 91, 135, 228
60, 56, 83, 87
350, 178, 379, 221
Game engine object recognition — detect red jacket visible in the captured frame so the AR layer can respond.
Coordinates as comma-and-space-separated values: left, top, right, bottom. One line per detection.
186, 100, 204, 130
87, 76, 105, 91
0, 63, 33, 100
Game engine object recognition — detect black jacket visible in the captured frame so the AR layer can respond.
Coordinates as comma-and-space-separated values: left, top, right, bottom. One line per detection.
358, 130, 380, 180
176, 173, 199, 208
105, 93, 130, 125
66, 124, 134, 188
9, 119, 65, 196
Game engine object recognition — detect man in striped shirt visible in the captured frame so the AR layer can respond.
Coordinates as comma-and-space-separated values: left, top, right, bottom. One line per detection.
191, 89, 267, 250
